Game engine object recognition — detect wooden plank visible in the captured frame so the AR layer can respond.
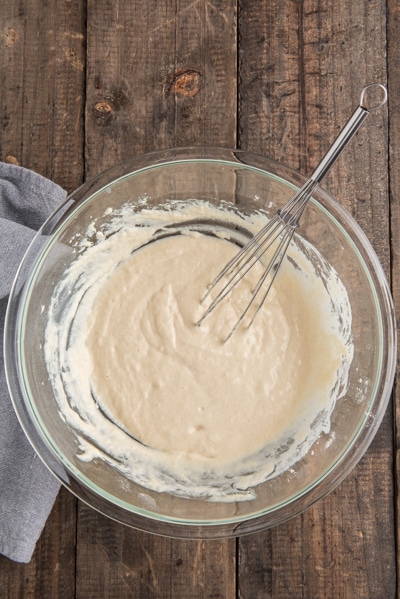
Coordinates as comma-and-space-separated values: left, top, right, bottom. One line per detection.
0, 489, 77, 598
237, 0, 395, 597
387, 0, 400, 597
0, 0, 85, 596
238, 421, 395, 599
1, 0, 397, 597
0, 0, 86, 192
76, 506, 236, 599
238, 0, 302, 170
77, 1, 238, 597
85, 0, 237, 178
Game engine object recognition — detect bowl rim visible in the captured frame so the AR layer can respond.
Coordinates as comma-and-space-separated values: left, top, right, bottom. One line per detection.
4, 146, 397, 537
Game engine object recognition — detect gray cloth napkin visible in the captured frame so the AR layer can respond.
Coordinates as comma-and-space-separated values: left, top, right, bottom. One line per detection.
0, 162, 66, 563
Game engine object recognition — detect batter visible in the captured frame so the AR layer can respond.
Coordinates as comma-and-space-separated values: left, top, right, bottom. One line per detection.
44, 201, 353, 501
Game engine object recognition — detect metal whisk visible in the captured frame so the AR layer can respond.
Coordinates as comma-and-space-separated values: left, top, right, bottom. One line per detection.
197, 84, 388, 340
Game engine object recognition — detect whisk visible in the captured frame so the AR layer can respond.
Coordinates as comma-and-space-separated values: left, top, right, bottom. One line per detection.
197, 84, 388, 340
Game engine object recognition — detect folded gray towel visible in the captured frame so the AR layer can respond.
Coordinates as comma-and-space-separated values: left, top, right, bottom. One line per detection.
0, 162, 66, 563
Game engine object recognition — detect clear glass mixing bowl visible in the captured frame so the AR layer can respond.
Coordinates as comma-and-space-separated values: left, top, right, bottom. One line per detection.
4, 147, 396, 537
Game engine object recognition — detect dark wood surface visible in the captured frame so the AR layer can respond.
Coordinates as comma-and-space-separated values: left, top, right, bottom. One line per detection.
0, 0, 398, 597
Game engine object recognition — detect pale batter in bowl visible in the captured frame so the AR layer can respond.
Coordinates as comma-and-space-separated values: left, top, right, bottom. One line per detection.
6, 148, 395, 534
44, 201, 353, 501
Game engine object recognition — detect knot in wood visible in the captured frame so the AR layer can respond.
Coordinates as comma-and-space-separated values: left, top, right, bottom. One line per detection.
94, 101, 112, 115
4, 28, 18, 47
92, 101, 113, 125
5, 155, 19, 165
170, 70, 201, 97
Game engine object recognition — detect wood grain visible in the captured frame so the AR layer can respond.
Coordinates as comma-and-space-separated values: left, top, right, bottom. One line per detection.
0, 0, 398, 597
78, 1, 238, 597
238, 0, 395, 597
0, 489, 77, 599
85, 0, 237, 177
0, 0, 86, 191
387, 0, 400, 597
0, 0, 85, 596
238, 421, 395, 599
76, 506, 236, 599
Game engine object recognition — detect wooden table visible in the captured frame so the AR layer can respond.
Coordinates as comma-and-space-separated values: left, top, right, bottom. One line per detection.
1, 1, 398, 597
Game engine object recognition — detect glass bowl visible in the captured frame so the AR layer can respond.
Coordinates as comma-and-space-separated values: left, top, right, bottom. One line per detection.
4, 147, 396, 538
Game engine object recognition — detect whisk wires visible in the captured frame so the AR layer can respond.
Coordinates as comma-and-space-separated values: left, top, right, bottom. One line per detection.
196, 178, 318, 340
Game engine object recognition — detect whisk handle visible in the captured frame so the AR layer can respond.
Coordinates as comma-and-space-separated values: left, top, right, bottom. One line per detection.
311, 84, 387, 184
